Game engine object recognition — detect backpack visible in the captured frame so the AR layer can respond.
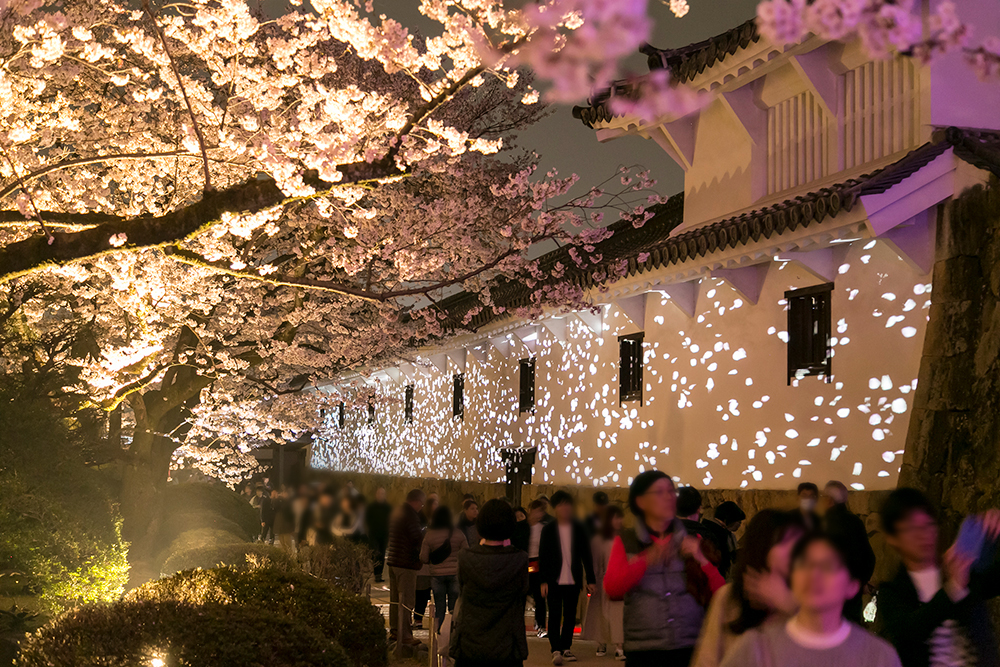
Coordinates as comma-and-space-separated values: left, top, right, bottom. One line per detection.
429, 529, 453, 565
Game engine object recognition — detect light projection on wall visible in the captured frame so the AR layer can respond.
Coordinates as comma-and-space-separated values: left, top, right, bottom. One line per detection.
311, 238, 931, 491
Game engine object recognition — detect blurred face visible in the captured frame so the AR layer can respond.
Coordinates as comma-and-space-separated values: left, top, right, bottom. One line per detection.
791, 540, 859, 614
465, 504, 479, 520
727, 520, 744, 533
340, 497, 353, 512
886, 509, 938, 567
555, 501, 574, 522
529, 507, 544, 524
270, 490, 278, 499
610, 513, 624, 533
799, 489, 818, 512
636, 478, 677, 523
767, 528, 804, 579
515, 509, 527, 522
255, 488, 262, 497
376, 488, 386, 502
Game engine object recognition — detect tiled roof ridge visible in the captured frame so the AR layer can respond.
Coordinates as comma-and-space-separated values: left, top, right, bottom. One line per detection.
435, 128, 1000, 332
640, 19, 760, 83
572, 19, 760, 128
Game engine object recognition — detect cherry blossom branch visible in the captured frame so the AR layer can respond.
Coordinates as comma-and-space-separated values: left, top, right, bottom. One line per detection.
0, 161, 398, 283
0, 144, 53, 244
143, 0, 213, 192
0, 150, 210, 204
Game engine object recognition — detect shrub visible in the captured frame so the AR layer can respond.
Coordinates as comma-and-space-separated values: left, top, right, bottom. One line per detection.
128, 565, 387, 667
159, 540, 294, 576
155, 483, 258, 552
296, 540, 374, 597
18, 599, 349, 667
0, 394, 130, 613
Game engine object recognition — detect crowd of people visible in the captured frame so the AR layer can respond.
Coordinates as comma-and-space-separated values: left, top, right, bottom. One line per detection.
243, 476, 1000, 667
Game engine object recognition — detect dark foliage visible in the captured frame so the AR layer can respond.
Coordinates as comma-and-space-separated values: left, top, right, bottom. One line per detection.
127, 565, 387, 667
18, 599, 349, 667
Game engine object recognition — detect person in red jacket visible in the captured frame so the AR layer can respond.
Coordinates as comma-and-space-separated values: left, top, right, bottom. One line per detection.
604, 471, 724, 667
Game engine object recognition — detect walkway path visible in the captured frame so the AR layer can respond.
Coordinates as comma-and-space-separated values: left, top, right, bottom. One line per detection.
371, 581, 612, 666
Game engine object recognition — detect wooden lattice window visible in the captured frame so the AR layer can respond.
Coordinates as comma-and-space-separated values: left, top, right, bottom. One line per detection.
786, 283, 834, 384
404, 384, 414, 424
619, 333, 644, 403
519, 358, 536, 413
453, 374, 465, 419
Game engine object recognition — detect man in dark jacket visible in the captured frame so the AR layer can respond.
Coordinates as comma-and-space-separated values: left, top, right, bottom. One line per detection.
386, 488, 425, 647
259, 488, 278, 544
450, 498, 529, 667
876, 488, 1000, 667
822, 480, 876, 624
539, 490, 595, 665
366, 486, 393, 582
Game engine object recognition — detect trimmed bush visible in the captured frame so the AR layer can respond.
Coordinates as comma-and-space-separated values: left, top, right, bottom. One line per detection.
18, 599, 349, 667
159, 540, 293, 576
155, 483, 258, 552
128, 565, 387, 667
295, 541, 374, 597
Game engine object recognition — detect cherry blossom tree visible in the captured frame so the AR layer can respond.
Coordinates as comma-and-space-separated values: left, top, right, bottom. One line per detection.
0, 0, 666, 554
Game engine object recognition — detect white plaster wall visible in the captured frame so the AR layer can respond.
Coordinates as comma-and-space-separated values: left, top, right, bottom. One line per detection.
683, 100, 756, 226
311, 239, 930, 491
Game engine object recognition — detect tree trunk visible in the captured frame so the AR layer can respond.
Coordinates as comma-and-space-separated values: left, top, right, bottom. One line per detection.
120, 414, 181, 563
900, 184, 1000, 535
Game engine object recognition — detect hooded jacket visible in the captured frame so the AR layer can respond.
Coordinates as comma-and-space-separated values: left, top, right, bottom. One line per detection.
449, 544, 529, 663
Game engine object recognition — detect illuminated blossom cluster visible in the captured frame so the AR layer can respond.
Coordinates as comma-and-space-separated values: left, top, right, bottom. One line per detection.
754, 0, 998, 77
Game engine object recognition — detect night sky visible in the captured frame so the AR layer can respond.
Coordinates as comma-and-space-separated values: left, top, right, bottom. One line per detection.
262, 0, 761, 198
518, 0, 761, 199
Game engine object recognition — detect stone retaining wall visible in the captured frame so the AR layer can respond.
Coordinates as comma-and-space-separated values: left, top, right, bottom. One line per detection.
310, 469, 900, 585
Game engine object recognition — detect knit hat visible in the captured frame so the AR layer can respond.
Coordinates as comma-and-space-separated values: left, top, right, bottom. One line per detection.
628, 470, 672, 517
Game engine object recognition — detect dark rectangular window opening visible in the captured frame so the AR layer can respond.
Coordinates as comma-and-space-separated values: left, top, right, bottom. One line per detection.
453, 373, 465, 419
367, 400, 375, 425
404, 384, 414, 423
786, 282, 834, 384
519, 358, 536, 413
338, 402, 345, 429
619, 333, 644, 404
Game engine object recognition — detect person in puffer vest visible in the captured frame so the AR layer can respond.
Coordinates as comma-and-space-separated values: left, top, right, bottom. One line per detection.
604, 470, 726, 667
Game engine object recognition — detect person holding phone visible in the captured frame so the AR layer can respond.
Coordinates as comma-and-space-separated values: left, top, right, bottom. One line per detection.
876, 488, 1000, 667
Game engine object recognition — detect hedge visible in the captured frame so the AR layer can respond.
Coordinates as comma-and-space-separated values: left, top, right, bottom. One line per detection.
158, 540, 294, 576
128, 565, 387, 667
17, 599, 349, 667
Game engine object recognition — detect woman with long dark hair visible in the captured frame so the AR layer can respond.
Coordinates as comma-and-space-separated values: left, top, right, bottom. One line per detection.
692, 509, 805, 667
582, 504, 627, 660
604, 471, 725, 667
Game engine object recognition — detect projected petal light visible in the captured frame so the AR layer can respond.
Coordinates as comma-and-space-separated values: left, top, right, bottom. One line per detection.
312, 240, 929, 491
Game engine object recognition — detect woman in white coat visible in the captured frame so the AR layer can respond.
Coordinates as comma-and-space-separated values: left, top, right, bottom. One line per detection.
581, 504, 626, 660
